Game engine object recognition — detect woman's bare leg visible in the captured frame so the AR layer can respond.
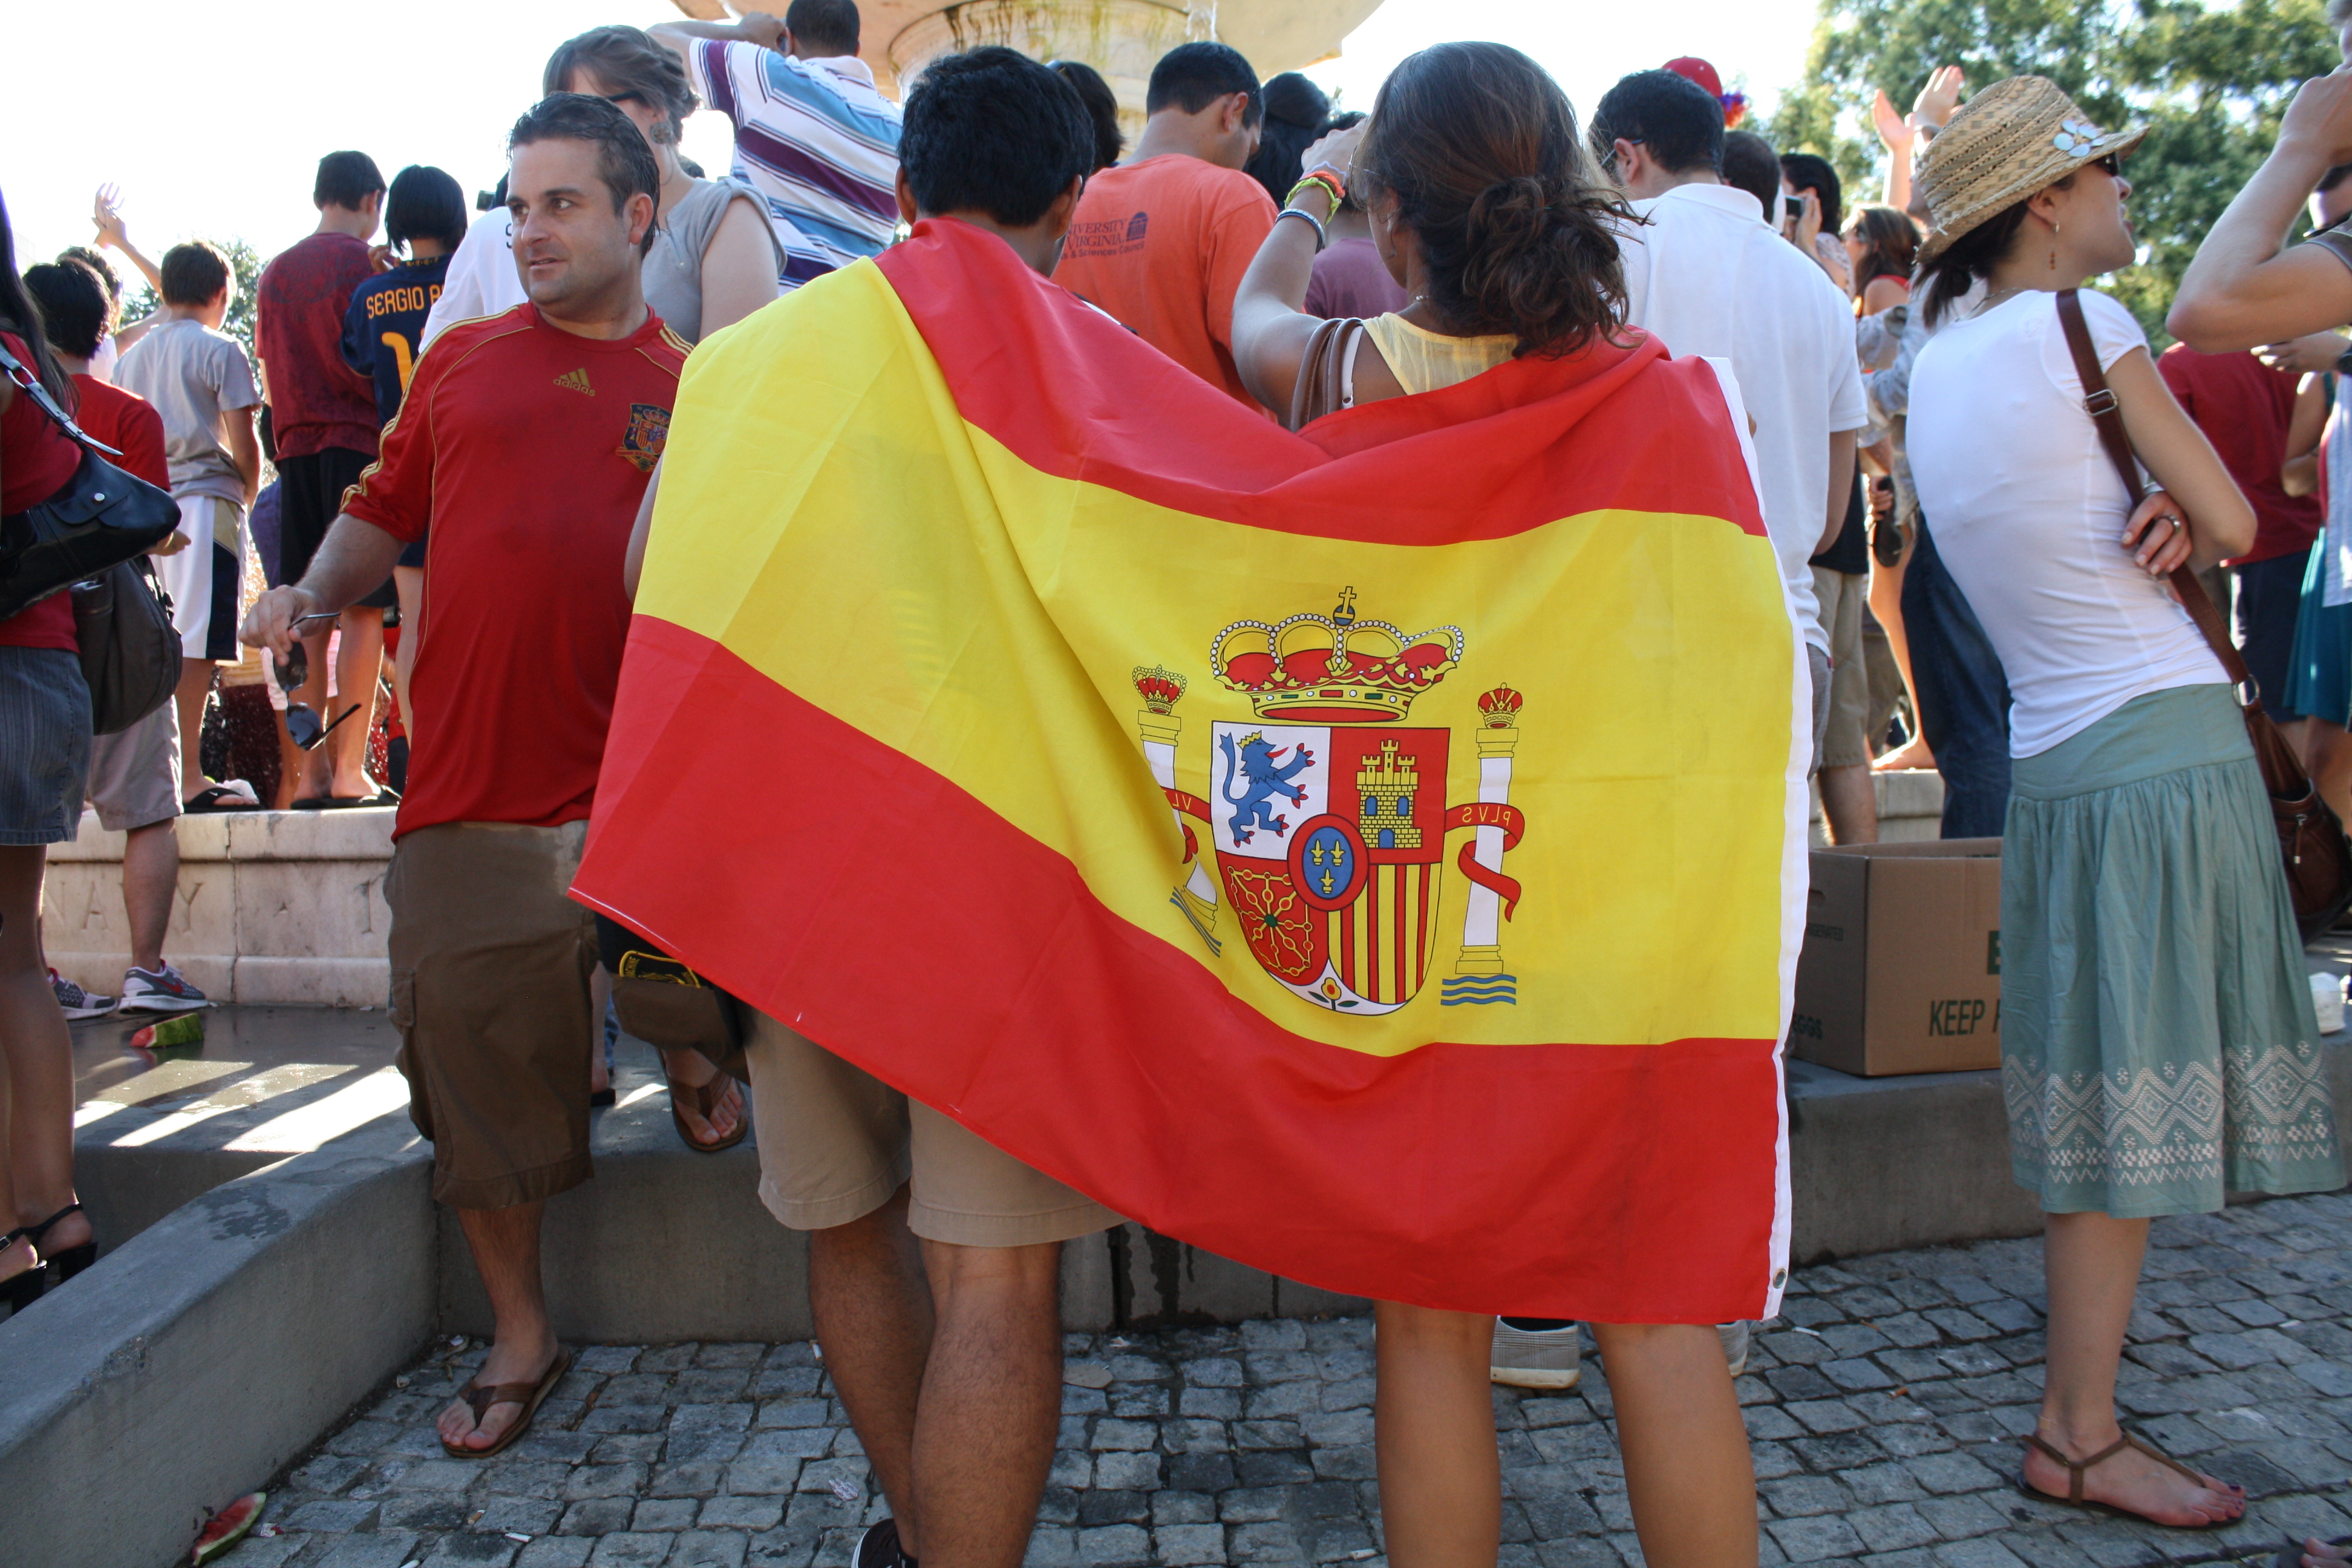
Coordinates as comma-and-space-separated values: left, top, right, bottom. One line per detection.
1373, 1301, 1498, 1568
1589, 1322, 1756, 1567
0, 847, 78, 1248
1869, 539, 1935, 771
2027, 1211, 2243, 1525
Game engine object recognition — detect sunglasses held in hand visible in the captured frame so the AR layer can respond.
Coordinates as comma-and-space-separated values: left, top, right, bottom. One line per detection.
273, 611, 357, 750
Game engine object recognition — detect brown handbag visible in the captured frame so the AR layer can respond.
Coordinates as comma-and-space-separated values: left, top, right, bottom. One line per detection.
2055, 287, 2352, 940
1287, 316, 1366, 433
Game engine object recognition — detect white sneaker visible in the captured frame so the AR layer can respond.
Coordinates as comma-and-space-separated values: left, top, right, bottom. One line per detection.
117, 964, 209, 1014
48, 969, 116, 1020
1491, 1318, 1581, 1389
1719, 1321, 1751, 1377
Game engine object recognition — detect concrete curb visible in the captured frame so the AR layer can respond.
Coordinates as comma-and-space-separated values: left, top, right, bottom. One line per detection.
0, 1119, 433, 1568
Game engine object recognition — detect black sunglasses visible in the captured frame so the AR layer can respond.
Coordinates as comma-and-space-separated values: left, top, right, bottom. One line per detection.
2090, 154, 2123, 175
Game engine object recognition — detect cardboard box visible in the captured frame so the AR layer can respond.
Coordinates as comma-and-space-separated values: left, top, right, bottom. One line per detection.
1790, 838, 2004, 1076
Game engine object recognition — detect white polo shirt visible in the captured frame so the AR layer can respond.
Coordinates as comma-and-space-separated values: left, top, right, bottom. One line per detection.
1616, 181, 1869, 652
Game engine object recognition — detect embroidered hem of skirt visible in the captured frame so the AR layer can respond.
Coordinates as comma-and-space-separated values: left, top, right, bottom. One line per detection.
2000, 682, 2343, 1218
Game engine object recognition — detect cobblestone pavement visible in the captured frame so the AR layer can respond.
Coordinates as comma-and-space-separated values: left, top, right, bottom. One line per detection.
221, 1192, 2352, 1568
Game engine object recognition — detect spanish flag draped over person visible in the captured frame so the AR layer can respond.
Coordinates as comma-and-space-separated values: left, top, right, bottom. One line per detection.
573, 217, 1808, 1324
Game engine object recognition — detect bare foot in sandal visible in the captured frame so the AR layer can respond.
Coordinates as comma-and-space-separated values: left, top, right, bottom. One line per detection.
2023, 1426, 2245, 1527
661, 1047, 745, 1150
438, 1337, 564, 1455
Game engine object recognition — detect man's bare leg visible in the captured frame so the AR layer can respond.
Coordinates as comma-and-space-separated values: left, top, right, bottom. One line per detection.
290, 627, 334, 800
589, 967, 612, 1100
120, 821, 178, 974
326, 607, 383, 799
1589, 1322, 1757, 1567
173, 660, 217, 805
911, 1235, 1064, 1568
437, 1200, 560, 1451
810, 1188, 935, 1552
1818, 762, 1880, 845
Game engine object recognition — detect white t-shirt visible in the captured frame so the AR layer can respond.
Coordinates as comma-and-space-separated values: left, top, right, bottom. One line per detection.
1616, 182, 1869, 652
1907, 289, 2224, 758
420, 208, 529, 350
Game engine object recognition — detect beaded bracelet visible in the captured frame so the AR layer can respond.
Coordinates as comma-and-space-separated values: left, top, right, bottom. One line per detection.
1275, 205, 1328, 252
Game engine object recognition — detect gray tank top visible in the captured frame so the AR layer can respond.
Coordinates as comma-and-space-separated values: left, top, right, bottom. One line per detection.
644, 177, 780, 344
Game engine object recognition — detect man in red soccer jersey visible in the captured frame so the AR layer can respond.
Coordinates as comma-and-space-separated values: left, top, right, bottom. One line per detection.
243, 94, 738, 1457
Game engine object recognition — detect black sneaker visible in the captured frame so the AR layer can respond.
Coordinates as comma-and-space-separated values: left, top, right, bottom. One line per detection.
857, 1518, 916, 1568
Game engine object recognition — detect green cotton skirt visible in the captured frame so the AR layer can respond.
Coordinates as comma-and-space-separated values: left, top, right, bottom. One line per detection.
2001, 682, 2344, 1218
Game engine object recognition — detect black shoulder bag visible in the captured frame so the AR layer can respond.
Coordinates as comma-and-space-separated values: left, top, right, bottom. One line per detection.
0, 338, 183, 622
0, 341, 186, 731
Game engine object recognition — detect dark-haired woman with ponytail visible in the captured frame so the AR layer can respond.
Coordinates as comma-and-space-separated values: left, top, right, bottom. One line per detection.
1231, 42, 1760, 1568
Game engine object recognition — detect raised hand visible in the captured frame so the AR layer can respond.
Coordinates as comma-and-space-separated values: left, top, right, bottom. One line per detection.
1298, 121, 1369, 197
1872, 90, 1912, 152
92, 183, 129, 249
2281, 67, 2352, 171
1913, 65, 1965, 130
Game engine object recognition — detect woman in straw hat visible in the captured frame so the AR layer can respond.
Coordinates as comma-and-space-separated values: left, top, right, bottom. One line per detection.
1906, 76, 2345, 1530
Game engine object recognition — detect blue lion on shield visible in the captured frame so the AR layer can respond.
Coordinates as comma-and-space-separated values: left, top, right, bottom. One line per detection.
1219, 731, 1316, 844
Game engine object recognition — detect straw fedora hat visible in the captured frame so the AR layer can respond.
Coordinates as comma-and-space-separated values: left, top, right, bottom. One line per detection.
1913, 76, 2145, 266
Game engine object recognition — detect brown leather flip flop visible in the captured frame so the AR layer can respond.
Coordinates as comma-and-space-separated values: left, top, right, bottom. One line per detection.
2019, 1429, 2243, 1528
442, 1346, 573, 1459
669, 1071, 748, 1154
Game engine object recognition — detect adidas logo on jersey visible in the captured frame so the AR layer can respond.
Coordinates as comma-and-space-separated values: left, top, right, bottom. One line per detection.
554, 368, 595, 396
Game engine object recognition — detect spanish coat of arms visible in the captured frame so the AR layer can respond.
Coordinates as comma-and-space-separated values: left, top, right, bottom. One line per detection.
1132, 588, 1526, 1013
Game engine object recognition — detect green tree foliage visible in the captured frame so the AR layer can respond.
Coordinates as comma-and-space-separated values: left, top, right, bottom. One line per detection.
114, 235, 264, 362
1760, 0, 2339, 342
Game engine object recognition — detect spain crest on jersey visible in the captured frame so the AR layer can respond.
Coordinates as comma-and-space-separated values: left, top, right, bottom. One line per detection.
1136, 587, 1526, 1014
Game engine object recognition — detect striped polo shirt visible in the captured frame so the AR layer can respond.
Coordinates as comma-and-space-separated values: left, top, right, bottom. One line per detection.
687, 40, 904, 288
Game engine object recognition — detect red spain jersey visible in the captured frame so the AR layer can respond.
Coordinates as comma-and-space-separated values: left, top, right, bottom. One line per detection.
343, 303, 687, 836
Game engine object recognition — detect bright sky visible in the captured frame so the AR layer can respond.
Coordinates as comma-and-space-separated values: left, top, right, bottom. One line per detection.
4, 0, 1819, 270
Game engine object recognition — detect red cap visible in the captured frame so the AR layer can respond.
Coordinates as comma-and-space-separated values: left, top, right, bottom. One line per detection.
1664, 57, 1725, 99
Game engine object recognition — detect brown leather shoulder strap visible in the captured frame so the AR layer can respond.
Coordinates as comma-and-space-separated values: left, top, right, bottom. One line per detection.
1288, 317, 1364, 433
2052, 288, 2253, 693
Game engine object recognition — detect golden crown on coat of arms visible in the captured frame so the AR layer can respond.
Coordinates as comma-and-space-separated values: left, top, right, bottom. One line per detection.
1209, 587, 1465, 724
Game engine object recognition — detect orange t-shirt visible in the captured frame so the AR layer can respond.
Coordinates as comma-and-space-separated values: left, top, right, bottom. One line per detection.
1053, 155, 1278, 410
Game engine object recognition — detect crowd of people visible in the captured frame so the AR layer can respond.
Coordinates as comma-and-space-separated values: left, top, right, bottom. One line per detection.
11, 0, 2352, 1561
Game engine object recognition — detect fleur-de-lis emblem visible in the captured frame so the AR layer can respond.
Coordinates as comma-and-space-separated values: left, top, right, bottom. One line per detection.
2052, 118, 2103, 155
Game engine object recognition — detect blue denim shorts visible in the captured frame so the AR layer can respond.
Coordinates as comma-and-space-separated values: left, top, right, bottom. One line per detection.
0, 645, 91, 846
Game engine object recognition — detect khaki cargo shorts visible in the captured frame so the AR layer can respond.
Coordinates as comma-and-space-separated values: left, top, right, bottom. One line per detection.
744, 1008, 1118, 1247
86, 701, 181, 832
387, 820, 598, 1209
1809, 565, 1872, 771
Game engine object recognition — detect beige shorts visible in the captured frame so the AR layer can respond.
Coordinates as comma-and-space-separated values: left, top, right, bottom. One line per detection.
1809, 565, 1872, 771
744, 1008, 1118, 1247
86, 701, 181, 832
387, 819, 598, 1210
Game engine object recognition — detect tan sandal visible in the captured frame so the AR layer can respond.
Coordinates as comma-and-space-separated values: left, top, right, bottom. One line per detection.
667, 1067, 748, 1154
2020, 1429, 2243, 1528
442, 1346, 573, 1459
